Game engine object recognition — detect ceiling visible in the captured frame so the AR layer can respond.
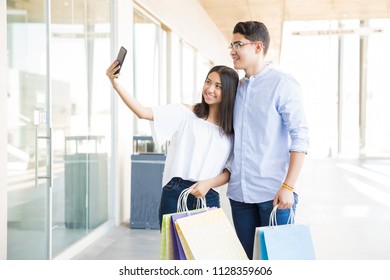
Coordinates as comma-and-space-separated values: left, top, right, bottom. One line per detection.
197, 0, 390, 61
7, 0, 390, 61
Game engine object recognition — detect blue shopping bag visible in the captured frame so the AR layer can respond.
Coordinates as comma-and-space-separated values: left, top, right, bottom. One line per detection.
260, 224, 316, 260
255, 206, 316, 260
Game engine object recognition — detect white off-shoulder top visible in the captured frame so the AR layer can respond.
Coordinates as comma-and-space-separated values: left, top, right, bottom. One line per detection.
150, 104, 233, 191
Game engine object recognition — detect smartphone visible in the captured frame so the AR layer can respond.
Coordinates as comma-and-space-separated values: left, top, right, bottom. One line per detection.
114, 46, 127, 75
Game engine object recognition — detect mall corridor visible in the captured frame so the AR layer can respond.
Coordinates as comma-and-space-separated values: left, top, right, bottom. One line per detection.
72, 157, 390, 260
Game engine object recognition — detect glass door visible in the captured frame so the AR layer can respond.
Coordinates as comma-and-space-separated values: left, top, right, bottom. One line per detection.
6, 0, 50, 259
49, 0, 111, 257
7, 0, 111, 259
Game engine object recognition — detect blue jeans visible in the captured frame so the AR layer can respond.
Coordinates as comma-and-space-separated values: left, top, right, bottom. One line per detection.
229, 193, 298, 259
158, 177, 220, 229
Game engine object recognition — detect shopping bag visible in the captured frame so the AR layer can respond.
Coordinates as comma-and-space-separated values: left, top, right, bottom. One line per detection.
174, 207, 248, 260
170, 208, 209, 260
254, 206, 316, 260
171, 212, 190, 260
160, 212, 175, 260
160, 188, 207, 260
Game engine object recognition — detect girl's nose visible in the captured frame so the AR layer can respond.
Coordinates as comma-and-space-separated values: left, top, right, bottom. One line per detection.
207, 84, 215, 92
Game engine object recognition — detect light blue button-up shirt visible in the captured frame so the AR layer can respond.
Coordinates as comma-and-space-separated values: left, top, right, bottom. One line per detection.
227, 64, 309, 203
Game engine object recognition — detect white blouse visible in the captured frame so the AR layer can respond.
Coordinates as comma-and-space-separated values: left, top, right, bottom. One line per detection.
150, 104, 233, 191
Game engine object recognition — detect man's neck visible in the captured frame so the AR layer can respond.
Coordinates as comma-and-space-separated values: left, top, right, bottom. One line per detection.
245, 59, 268, 78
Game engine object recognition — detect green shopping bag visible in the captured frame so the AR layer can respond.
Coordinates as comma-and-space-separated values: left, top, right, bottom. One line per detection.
160, 212, 175, 260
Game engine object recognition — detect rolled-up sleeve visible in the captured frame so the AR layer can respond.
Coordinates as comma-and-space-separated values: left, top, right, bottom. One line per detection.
223, 145, 234, 173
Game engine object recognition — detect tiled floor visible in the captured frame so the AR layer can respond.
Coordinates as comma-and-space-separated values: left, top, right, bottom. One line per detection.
72, 157, 390, 260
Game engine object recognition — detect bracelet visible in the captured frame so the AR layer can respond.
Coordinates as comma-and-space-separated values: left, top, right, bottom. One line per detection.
281, 182, 294, 191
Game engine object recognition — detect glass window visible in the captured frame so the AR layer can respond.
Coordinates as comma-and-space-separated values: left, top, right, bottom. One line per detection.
132, 8, 212, 135
168, 34, 212, 105
169, 32, 182, 104
196, 53, 213, 103
133, 9, 167, 135
181, 42, 196, 104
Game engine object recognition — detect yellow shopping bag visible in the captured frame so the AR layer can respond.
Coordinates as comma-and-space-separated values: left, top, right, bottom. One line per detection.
174, 208, 248, 260
160, 188, 207, 260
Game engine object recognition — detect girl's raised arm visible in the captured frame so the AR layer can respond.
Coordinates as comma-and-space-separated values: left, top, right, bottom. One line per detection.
106, 60, 153, 121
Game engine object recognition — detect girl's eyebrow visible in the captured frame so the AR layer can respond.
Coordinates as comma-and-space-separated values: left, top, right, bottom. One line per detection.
207, 78, 221, 84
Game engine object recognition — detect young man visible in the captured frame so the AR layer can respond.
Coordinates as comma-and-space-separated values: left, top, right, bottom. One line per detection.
227, 21, 310, 259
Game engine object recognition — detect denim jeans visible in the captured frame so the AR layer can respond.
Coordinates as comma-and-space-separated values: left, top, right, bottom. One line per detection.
158, 177, 220, 229
229, 193, 298, 259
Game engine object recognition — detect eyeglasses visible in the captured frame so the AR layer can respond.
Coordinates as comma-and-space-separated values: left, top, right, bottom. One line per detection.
228, 41, 258, 51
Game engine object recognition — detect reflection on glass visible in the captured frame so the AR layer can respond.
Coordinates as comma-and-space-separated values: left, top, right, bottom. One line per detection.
50, 2, 111, 257
7, 0, 49, 260
6, 0, 111, 259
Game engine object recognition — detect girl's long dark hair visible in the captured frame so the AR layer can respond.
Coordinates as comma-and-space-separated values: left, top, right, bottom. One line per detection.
193, 65, 239, 136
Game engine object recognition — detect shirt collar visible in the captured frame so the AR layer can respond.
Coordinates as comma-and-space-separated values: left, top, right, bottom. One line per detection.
244, 62, 272, 80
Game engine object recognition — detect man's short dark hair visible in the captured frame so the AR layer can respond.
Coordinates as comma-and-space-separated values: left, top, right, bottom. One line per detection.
233, 21, 270, 55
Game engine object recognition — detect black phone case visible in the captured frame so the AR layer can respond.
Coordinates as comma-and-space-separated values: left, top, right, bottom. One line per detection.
114, 46, 127, 75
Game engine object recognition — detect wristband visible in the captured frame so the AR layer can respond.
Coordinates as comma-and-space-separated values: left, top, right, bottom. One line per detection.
281, 182, 294, 191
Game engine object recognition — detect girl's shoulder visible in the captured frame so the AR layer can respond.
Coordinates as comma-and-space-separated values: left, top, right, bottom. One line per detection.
182, 103, 194, 112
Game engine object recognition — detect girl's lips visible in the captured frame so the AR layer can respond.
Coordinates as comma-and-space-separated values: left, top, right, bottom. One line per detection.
204, 92, 216, 99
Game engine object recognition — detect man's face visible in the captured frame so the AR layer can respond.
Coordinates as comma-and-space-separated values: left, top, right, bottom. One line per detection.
229, 33, 259, 71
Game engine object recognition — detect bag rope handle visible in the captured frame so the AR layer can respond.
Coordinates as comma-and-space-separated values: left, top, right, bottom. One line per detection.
269, 205, 295, 227
177, 187, 207, 214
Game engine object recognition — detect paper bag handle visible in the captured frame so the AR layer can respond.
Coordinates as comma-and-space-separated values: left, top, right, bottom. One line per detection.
269, 205, 295, 227
177, 188, 207, 213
